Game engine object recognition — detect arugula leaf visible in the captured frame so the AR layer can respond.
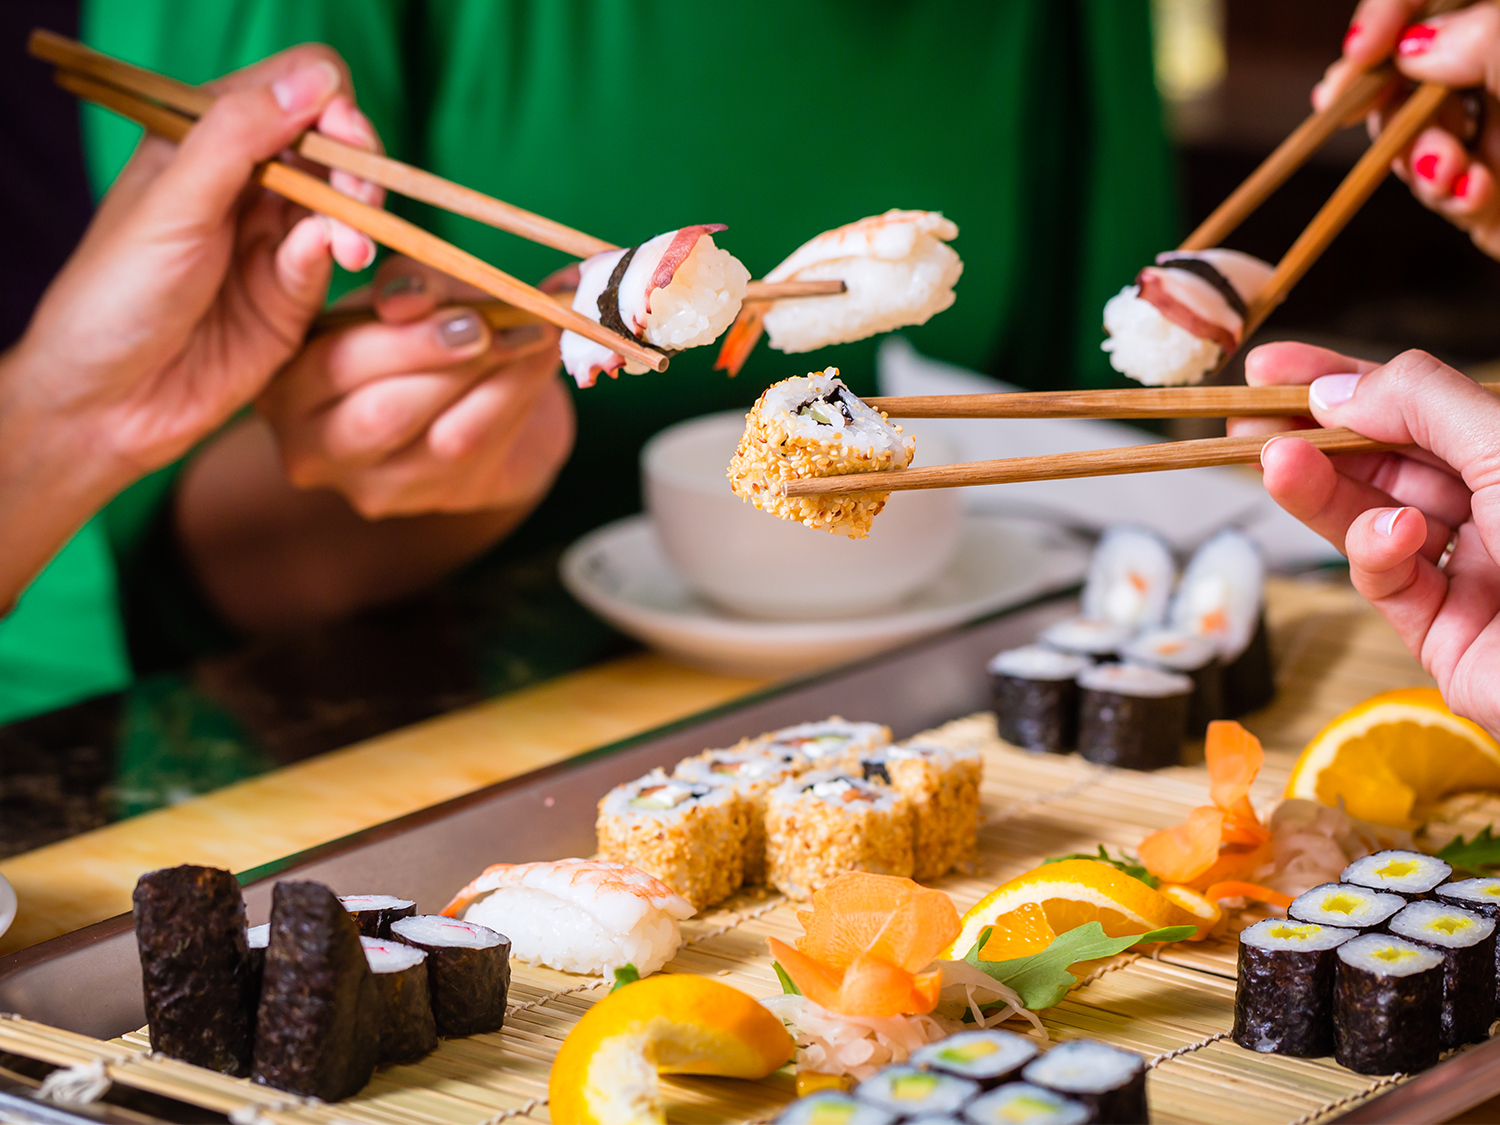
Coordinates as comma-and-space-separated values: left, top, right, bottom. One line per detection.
1043, 845, 1159, 889
772, 961, 802, 996
964, 922, 1196, 1010
1437, 828, 1500, 876
610, 964, 640, 992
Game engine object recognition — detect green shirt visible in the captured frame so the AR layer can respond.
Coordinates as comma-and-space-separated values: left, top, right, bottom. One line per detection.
0, 0, 1175, 723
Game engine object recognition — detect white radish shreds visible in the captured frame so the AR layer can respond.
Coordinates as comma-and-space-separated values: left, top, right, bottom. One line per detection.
729, 368, 913, 539
760, 994, 956, 1080
1101, 286, 1220, 386
1262, 799, 1412, 899
642, 236, 749, 350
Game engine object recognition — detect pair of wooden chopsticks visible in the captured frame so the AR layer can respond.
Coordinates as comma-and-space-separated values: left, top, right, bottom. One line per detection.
28, 30, 841, 363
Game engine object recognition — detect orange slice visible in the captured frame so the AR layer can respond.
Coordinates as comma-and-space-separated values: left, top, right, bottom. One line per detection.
1286, 688, 1500, 828
976, 903, 1057, 961
1158, 884, 1223, 941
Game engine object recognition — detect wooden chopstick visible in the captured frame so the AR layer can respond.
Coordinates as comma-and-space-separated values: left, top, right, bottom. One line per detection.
780, 428, 1395, 496
53, 69, 670, 372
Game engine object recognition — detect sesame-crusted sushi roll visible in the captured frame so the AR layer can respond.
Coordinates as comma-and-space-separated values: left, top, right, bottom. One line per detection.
729, 368, 915, 539
1171, 529, 1273, 717
1436, 877, 1500, 1003
744, 717, 892, 772
1076, 663, 1193, 770
1081, 526, 1176, 632
988, 645, 1092, 754
1341, 850, 1452, 901
1334, 934, 1444, 1074
1038, 617, 1134, 662
597, 769, 747, 909
1288, 883, 1406, 933
1021, 1040, 1147, 1125
911, 1029, 1039, 1090
853, 741, 983, 882
856, 1066, 980, 1118
764, 771, 914, 899
1122, 628, 1223, 736
1388, 901, 1497, 1047
674, 749, 803, 884
1233, 919, 1356, 1057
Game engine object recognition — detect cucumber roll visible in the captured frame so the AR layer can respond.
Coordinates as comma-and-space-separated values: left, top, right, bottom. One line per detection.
853, 741, 983, 882
988, 645, 1092, 754
252, 881, 380, 1100
133, 865, 257, 1076
911, 1029, 1039, 1089
1038, 617, 1134, 662
1081, 526, 1175, 633
674, 749, 804, 884
1388, 901, 1496, 1048
1288, 883, 1406, 932
1333, 934, 1444, 1074
1171, 529, 1273, 717
1122, 628, 1224, 736
389, 915, 510, 1038
1341, 850, 1452, 901
964, 1082, 1091, 1125
339, 894, 416, 938
1020, 1039, 1147, 1125
855, 1066, 980, 1118
1076, 663, 1193, 770
774, 1091, 897, 1124
1436, 877, 1500, 1004
360, 937, 438, 1065
764, 771, 914, 899
1233, 919, 1355, 1056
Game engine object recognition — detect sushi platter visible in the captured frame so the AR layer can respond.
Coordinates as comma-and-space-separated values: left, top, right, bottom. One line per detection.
2, 579, 1499, 1124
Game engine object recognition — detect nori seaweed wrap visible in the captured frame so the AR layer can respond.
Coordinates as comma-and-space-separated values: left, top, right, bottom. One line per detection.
1232, 919, 1354, 1057
1333, 934, 1443, 1074
1388, 901, 1497, 1048
1021, 1039, 1147, 1125
987, 646, 1091, 753
1076, 663, 1192, 770
252, 881, 381, 1100
390, 915, 510, 1037
247, 923, 269, 1009
911, 1028, 1039, 1090
1436, 877, 1500, 1003
133, 864, 256, 1076
340, 894, 416, 938
1122, 629, 1224, 736
1222, 613, 1275, 718
361, 937, 438, 1065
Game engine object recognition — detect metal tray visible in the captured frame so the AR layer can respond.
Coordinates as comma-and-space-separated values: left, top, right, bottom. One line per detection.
2, 590, 1498, 1124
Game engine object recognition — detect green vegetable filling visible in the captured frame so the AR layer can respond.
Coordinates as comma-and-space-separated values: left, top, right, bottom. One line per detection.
939, 1039, 1001, 1063
890, 1073, 940, 1101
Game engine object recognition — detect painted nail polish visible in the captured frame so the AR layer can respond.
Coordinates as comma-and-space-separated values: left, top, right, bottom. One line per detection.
1374, 508, 1404, 537
438, 312, 483, 349
1310, 373, 1363, 410
1454, 171, 1471, 198
1343, 23, 1361, 51
1397, 24, 1437, 57
1414, 152, 1440, 180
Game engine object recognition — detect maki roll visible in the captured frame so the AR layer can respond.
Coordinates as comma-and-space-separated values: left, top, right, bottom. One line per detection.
340, 894, 416, 938
252, 881, 380, 1100
360, 937, 438, 1066
729, 369, 915, 538
764, 771, 914, 899
675, 749, 804, 884
1076, 663, 1193, 770
775, 1091, 897, 1124
911, 1029, 1039, 1090
596, 768, 748, 908
1436, 877, 1500, 1002
1288, 883, 1406, 933
964, 1084, 1091, 1125
1341, 850, 1452, 901
1171, 529, 1273, 717
1388, 901, 1496, 1048
390, 915, 510, 1038
1081, 526, 1176, 632
856, 1066, 979, 1118
1020, 1040, 1147, 1125
1334, 934, 1444, 1074
1232, 918, 1355, 1057
1122, 628, 1224, 736
133, 865, 257, 1076
1038, 617, 1134, 662
853, 741, 983, 882
744, 717, 892, 771
247, 923, 269, 1006
987, 645, 1092, 754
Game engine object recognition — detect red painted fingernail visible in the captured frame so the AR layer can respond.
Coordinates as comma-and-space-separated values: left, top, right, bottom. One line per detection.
1344, 23, 1362, 50
1397, 23, 1437, 56
1414, 152, 1440, 180
1454, 171, 1471, 198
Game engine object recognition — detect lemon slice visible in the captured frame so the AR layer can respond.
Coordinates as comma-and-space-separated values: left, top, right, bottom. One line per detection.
1286, 688, 1500, 828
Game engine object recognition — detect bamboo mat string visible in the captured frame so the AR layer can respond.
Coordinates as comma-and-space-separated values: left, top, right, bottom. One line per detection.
981, 766, 1114, 828
1290, 1075, 1405, 1125
683, 894, 788, 947
477, 1097, 546, 1124
504, 979, 607, 1017
1149, 1030, 1231, 1069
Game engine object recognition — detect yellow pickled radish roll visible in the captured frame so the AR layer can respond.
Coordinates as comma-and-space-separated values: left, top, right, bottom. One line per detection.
549, 974, 794, 1125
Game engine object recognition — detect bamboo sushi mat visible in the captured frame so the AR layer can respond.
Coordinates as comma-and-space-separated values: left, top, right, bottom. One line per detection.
4, 576, 1499, 1124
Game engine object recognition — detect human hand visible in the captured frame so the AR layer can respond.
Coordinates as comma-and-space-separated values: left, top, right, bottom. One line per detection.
257, 256, 574, 519
1315, 0, 1500, 259
1230, 341, 1500, 732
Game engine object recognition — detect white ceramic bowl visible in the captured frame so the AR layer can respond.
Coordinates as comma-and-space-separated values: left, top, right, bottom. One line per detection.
642, 410, 962, 619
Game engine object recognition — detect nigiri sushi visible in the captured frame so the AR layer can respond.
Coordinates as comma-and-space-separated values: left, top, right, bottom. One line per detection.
440, 858, 693, 977
1101, 248, 1273, 386
716, 210, 962, 376
560, 225, 750, 387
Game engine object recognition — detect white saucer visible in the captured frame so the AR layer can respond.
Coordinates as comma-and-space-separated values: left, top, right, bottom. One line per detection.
0, 873, 15, 941
560, 514, 1089, 676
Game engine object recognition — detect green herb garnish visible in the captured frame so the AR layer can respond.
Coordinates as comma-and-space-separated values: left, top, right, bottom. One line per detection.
610, 964, 641, 991
1043, 845, 1159, 889
1437, 827, 1500, 876
772, 961, 803, 996
963, 922, 1195, 1010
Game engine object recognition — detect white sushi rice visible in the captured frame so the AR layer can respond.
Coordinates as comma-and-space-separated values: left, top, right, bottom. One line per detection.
1022, 1039, 1143, 1095
1076, 662, 1193, 699
1038, 617, 1134, 658
1082, 526, 1176, 630
750, 717, 891, 768
1338, 933, 1444, 977
756, 370, 913, 459
1389, 901, 1494, 949
1171, 529, 1265, 661
1342, 850, 1453, 896
247, 923, 269, 950
390, 916, 503, 949
988, 645, 1093, 681
360, 936, 427, 973
854, 1066, 978, 1116
674, 750, 801, 787
1288, 883, 1406, 929
1240, 918, 1355, 953
339, 894, 413, 913
1122, 629, 1218, 674
1101, 285, 1221, 387
966, 1083, 1090, 1125
639, 234, 748, 350
1438, 877, 1500, 910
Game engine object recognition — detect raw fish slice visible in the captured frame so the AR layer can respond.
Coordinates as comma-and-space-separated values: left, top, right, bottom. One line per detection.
442, 858, 693, 927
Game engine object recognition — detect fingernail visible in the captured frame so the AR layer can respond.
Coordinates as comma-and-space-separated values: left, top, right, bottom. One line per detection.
1414, 152, 1440, 181
1259, 433, 1284, 469
352, 109, 378, 147
356, 235, 376, 271
1454, 171, 1471, 198
438, 311, 482, 349
1343, 23, 1361, 50
497, 325, 545, 347
1375, 507, 1405, 536
1397, 23, 1437, 56
380, 273, 425, 300
272, 60, 341, 114
1310, 372, 1362, 410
